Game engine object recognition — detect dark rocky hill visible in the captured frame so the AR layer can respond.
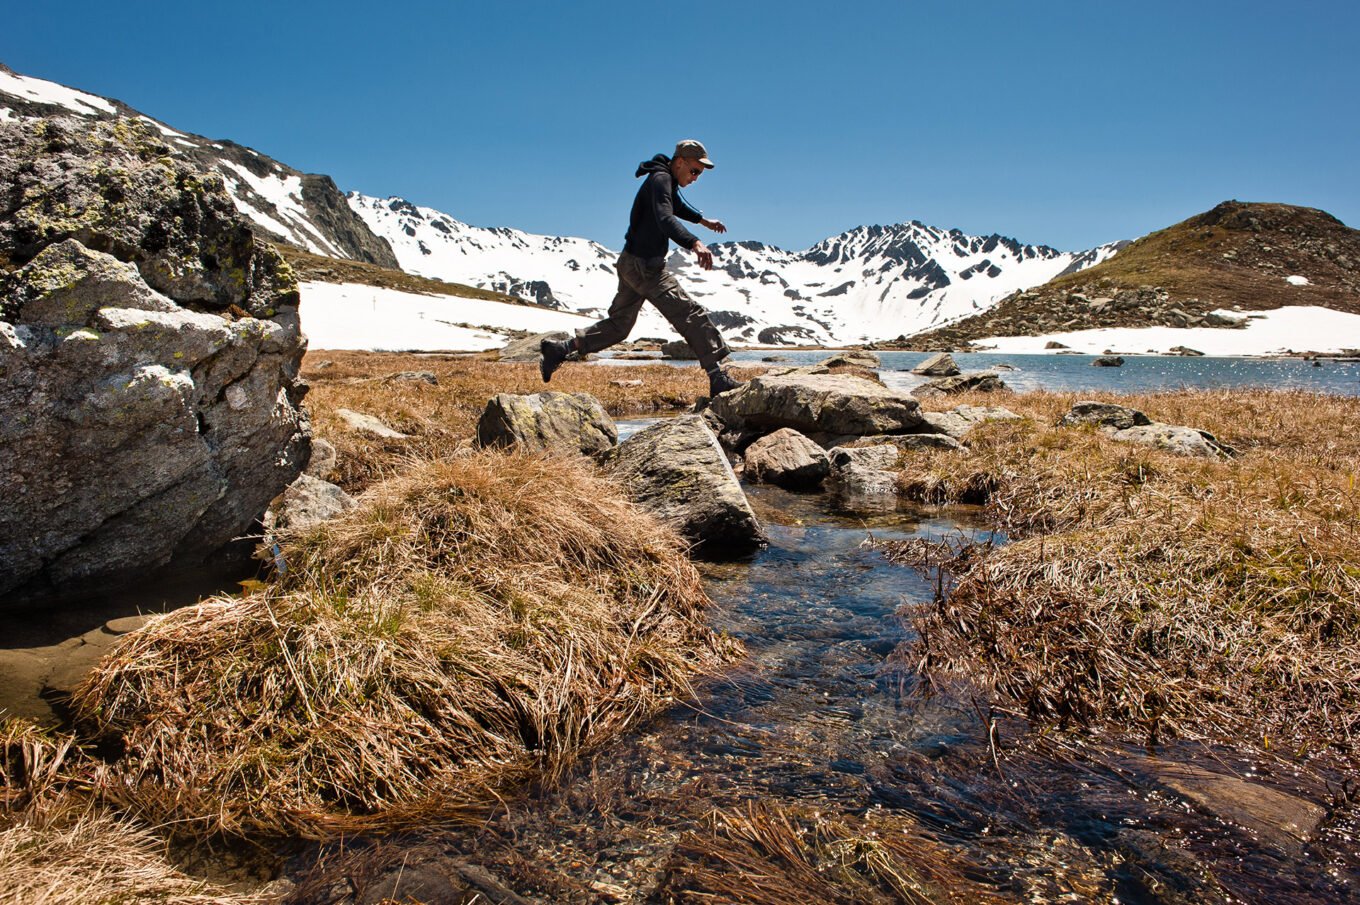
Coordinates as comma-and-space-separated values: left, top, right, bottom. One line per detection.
893, 201, 1360, 349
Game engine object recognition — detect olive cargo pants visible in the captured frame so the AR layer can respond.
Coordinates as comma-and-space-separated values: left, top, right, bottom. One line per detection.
574, 252, 730, 371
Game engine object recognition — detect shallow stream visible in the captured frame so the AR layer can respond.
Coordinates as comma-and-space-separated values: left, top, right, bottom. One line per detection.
404, 448, 1358, 904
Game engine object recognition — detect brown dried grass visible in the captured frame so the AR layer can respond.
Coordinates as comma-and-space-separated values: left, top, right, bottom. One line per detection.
72, 450, 736, 839
0, 803, 266, 905
888, 388, 1360, 758
659, 802, 1011, 904
301, 351, 735, 493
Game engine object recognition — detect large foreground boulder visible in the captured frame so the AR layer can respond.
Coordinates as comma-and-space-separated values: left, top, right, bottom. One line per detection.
475, 392, 617, 456
606, 415, 763, 556
1, 115, 308, 602
711, 372, 924, 437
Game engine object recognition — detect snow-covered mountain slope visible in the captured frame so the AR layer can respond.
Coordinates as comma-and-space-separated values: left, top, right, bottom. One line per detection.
349, 192, 1123, 345
0, 65, 398, 268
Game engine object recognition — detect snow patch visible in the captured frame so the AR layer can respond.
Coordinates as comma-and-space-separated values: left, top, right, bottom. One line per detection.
300, 281, 596, 352
0, 70, 115, 115
217, 161, 343, 257
975, 306, 1360, 356
138, 115, 189, 139
1286, 274, 1311, 286
0, 107, 14, 123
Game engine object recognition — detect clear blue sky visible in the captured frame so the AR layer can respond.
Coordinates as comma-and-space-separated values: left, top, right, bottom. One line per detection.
5, 1, 1357, 252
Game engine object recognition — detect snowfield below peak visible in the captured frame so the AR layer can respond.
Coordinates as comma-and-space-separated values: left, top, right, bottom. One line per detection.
348, 192, 1123, 346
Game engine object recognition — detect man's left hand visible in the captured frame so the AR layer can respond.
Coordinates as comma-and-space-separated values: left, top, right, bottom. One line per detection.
701, 218, 727, 234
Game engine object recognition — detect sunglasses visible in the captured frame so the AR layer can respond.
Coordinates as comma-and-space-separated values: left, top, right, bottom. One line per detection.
686, 165, 703, 178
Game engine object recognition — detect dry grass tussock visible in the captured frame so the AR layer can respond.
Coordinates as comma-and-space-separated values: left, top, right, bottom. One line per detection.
302, 350, 747, 492
1, 720, 262, 905
889, 388, 1360, 758
659, 802, 1009, 904
73, 450, 735, 839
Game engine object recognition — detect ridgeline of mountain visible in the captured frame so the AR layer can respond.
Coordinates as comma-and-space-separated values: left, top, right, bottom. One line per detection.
896, 201, 1360, 350
0, 63, 399, 269
349, 193, 1125, 345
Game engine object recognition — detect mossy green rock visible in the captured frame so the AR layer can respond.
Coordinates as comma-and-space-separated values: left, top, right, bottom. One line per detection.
0, 114, 309, 604
475, 392, 616, 456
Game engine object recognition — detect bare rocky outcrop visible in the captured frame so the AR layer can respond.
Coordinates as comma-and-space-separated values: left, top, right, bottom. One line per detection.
0, 114, 308, 603
606, 415, 763, 557
475, 392, 617, 457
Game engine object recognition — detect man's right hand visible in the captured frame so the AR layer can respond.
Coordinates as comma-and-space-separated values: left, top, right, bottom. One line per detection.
692, 241, 714, 271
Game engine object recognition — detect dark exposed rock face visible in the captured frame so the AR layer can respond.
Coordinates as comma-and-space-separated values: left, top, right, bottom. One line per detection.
474, 392, 617, 457
606, 415, 763, 557
1092, 355, 1125, 367
296, 173, 401, 268
0, 114, 309, 604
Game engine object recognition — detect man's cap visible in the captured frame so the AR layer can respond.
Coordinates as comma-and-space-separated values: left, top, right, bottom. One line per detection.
674, 139, 714, 168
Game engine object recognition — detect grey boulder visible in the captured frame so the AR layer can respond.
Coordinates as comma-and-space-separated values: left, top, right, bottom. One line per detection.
743, 428, 830, 489
660, 340, 698, 360
266, 474, 358, 533
498, 331, 570, 363
475, 392, 617, 457
1058, 401, 1153, 431
826, 445, 900, 503
606, 415, 763, 556
1111, 424, 1234, 459
1, 240, 306, 602
911, 371, 1007, 398
910, 352, 961, 377
711, 372, 923, 437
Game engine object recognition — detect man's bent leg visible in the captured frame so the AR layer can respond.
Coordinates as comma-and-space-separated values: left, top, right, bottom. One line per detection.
638, 267, 731, 372
575, 269, 645, 355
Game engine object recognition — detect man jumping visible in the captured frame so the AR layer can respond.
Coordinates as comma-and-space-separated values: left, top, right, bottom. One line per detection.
539, 139, 742, 397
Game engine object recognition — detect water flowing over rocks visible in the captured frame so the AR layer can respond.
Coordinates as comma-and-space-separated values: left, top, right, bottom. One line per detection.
606, 415, 764, 556
475, 392, 617, 456
742, 428, 831, 489
0, 115, 308, 602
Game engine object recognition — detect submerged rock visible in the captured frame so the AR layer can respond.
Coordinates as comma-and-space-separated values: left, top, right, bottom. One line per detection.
743, 428, 830, 489
1092, 355, 1125, 367
1, 115, 308, 602
475, 392, 617, 457
711, 372, 923, 437
606, 415, 763, 556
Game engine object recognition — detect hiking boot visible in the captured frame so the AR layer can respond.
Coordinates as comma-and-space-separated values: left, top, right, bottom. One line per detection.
707, 364, 743, 397
539, 337, 573, 383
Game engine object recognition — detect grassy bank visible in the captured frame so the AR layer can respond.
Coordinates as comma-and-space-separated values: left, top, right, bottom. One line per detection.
71, 450, 733, 838
888, 388, 1360, 762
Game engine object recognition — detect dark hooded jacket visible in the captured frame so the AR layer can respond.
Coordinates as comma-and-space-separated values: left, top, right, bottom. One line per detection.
623, 154, 703, 260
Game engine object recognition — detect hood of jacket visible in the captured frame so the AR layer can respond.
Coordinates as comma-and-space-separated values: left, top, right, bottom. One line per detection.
635, 154, 671, 178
